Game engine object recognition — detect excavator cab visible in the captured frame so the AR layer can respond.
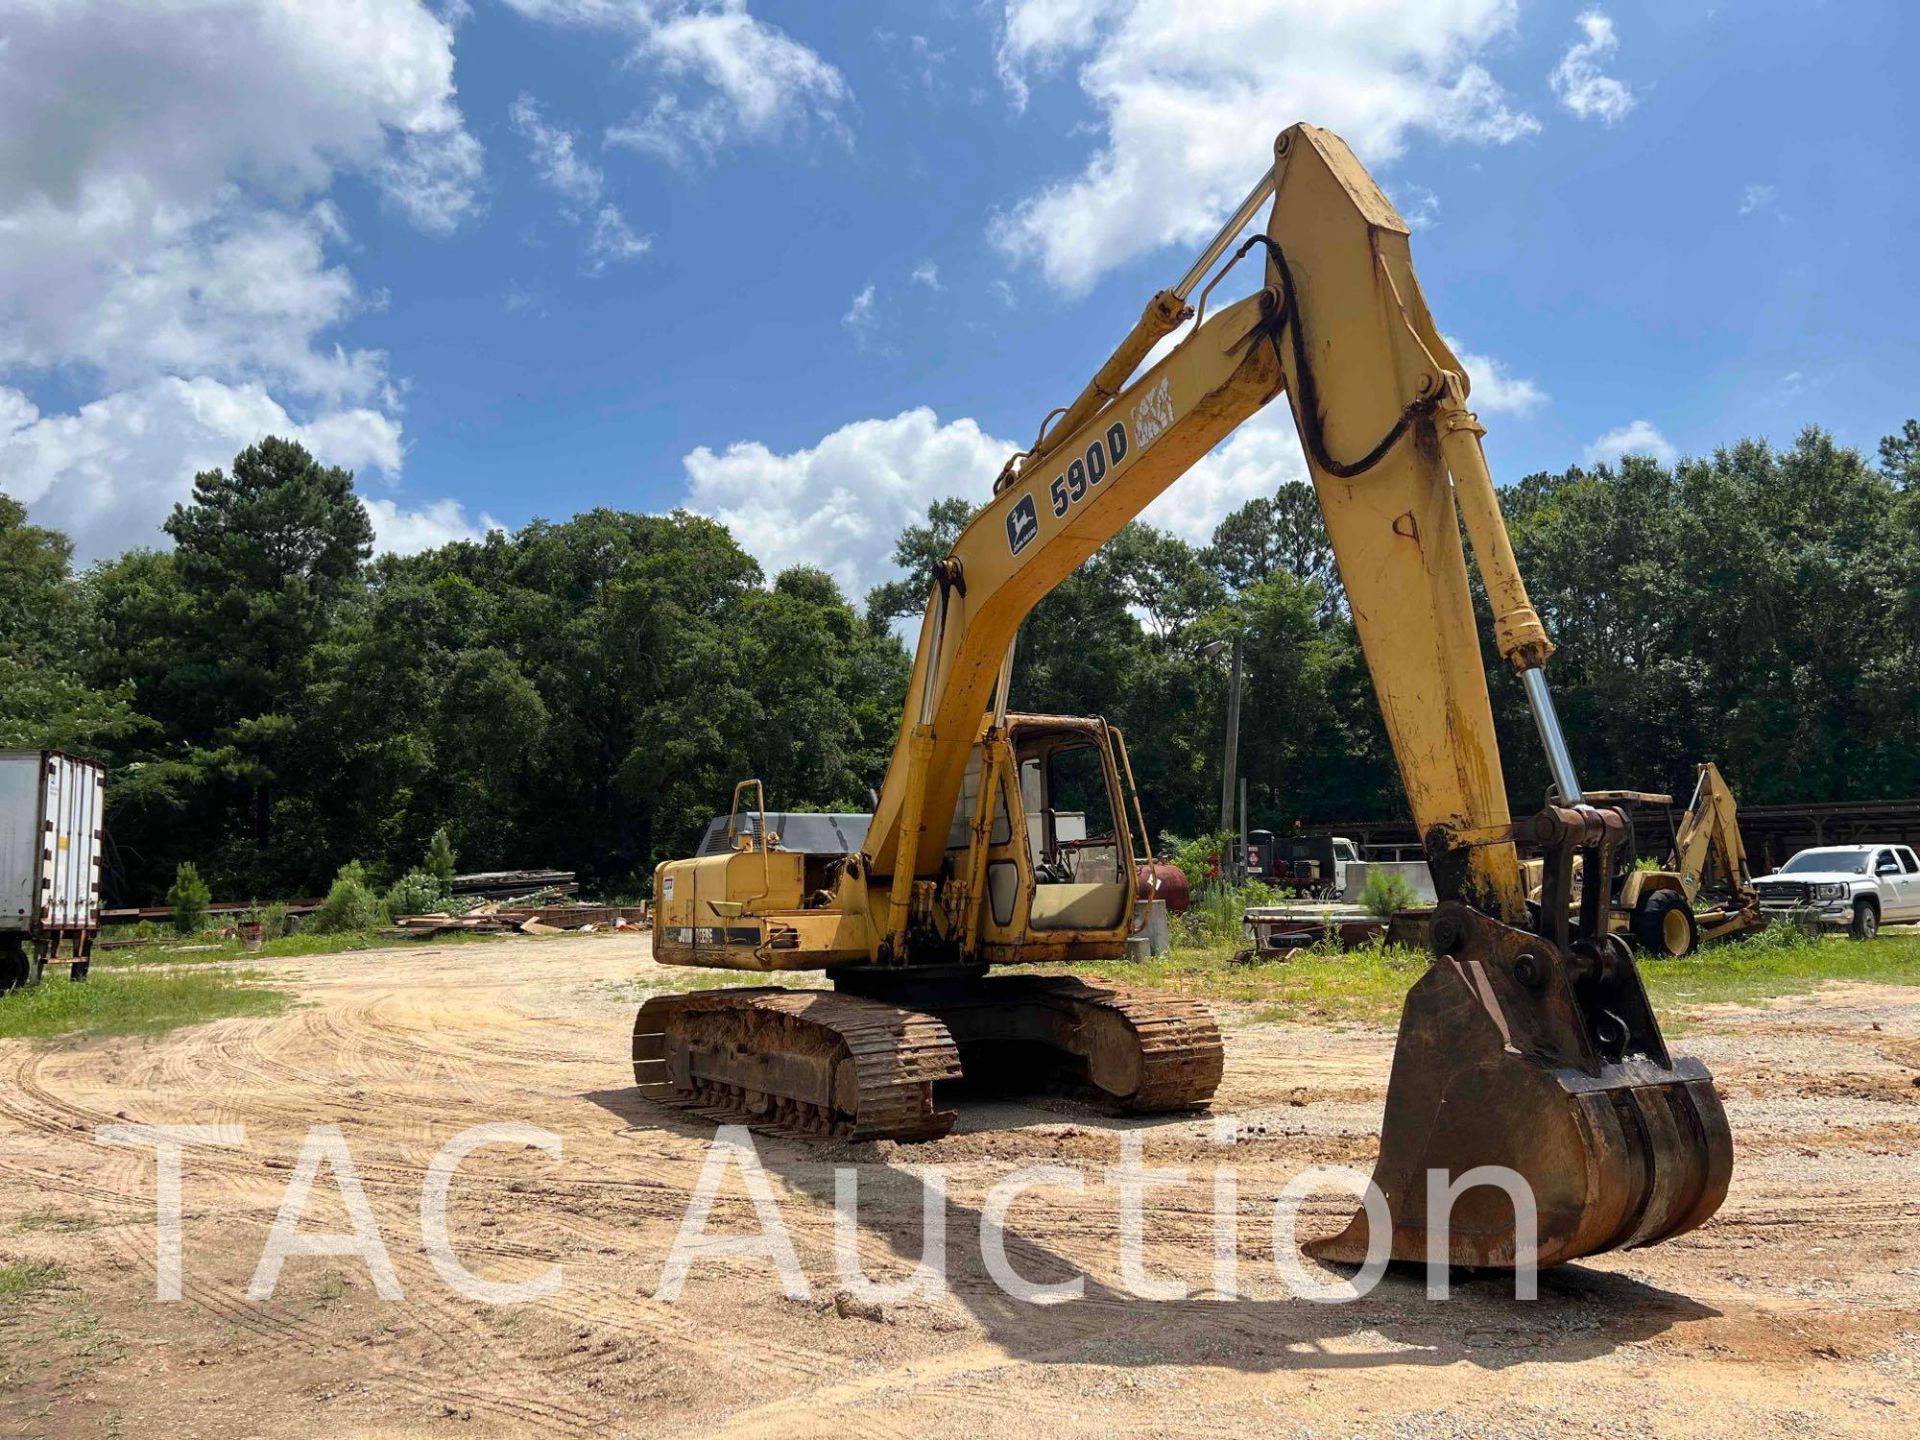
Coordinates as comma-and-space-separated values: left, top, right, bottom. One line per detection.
962, 715, 1143, 960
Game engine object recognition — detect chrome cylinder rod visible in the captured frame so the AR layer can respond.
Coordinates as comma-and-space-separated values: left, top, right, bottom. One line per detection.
1173, 164, 1277, 302
1521, 667, 1584, 805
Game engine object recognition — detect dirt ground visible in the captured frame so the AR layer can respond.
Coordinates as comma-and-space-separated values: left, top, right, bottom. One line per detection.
0, 934, 1915, 1439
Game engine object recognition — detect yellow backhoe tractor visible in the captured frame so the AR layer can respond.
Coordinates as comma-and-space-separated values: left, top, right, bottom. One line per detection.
1528, 762, 1767, 957
642, 122, 1732, 1269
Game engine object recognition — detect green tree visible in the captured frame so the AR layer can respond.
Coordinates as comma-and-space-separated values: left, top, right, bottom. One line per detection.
1204, 483, 1337, 598
864, 497, 977, 625
115, 439, 378, 893
167, 862, 211, 934
1495, 427, 1920, 811
425, 827, 456, 882
0, 493, 139, 751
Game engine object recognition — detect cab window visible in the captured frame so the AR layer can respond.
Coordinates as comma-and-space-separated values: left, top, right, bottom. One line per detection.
1033, 742, 1121, 884
1022, 736, 1129, 932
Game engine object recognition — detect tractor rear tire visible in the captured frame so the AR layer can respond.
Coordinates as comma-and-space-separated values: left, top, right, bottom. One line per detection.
1633, 890, 1699, 958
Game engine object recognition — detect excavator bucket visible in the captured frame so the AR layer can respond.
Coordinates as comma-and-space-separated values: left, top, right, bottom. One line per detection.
1307, 902, 1732, 1269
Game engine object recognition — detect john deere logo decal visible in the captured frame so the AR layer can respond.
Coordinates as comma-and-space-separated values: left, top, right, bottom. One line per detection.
1006, 494, 1039, 555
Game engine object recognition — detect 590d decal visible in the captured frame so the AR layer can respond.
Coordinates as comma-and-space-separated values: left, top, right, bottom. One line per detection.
1006, 419, 1131, 556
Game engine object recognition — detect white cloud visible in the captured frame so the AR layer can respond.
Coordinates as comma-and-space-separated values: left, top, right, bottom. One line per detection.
1390, 183, 1441, 230
1443, 337, 1548, 416
0, 0, 480, 391
589, 207, 653, 268
910, 260, 943, 290
361, 495, 504, 555
1739, 182, 1778, 216
0, 0, 485, 557
2, 201, 380, 402
673, 394, 1339, 597
503, 285, 546, 317
641, 2, 847, 144
509, 93, 606, 205
991, 0, 1538, 295
1549, 10, 1635, 125
0, 378, 402, 563
508, 94, 653, 271
1140, 412, 1309, 546
1585, 419, 1675, 467
376, 125, 487, 236
678, 408, 1012, 599
506, 1, 850, 167
994, 0, 1114, 108
842, 284, 892, 353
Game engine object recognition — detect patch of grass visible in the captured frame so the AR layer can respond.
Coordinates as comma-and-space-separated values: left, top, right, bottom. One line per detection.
99, 927, 501, 968
1641, 928, 1920, 1011
310, 1270, 348, 1310
0, 1261, 64, 1300
1074, 928, 1920, 1027
1076, 941, 1429, 1026
0, 968, 286, 1041
53, 1311, 122, 1362
12, 1210, 98, 1236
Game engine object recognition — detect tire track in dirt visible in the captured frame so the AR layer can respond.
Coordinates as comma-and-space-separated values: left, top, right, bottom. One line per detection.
7, 942, 1919, 1438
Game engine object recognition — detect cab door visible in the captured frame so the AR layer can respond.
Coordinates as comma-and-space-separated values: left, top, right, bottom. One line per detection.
942, 735, 1031, 953
1870, 849, 1905, 921
1895, 848, 1920, 920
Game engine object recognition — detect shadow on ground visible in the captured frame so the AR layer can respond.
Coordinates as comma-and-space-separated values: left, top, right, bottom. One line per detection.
584, 1085, 1719, 1375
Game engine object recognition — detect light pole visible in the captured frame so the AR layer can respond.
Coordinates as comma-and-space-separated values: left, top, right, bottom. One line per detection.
1202, 634, 1245, 879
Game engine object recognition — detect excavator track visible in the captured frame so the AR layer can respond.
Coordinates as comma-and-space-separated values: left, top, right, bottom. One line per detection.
633, 977, 1222, 1142
632, 988, 963, 1142
935, 975, 1224, 1114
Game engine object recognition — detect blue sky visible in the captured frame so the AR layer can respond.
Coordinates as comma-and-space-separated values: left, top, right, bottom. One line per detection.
2, 1, 1914, 598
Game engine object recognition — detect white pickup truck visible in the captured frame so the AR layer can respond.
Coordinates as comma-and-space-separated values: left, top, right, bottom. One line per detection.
1752, 844, 1920, 939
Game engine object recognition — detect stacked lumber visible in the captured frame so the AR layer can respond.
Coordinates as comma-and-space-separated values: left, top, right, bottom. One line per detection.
388, 901, 650, 940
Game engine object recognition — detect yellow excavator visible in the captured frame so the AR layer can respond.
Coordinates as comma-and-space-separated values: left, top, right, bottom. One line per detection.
642, 122, 1732, 1269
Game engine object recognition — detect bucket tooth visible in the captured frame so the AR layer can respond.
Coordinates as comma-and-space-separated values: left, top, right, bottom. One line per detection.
1305, 902, 1733, 1269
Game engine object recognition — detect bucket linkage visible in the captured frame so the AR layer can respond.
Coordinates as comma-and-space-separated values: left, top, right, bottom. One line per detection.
1309, 804, 1734, 1269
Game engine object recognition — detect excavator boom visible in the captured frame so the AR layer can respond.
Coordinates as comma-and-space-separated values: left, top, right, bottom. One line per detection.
645, 122, 1733, 1271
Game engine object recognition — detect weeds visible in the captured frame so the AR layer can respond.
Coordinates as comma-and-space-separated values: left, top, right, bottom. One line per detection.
1640, 928, 1920, 1010
0, 1262, 64, 1300
1170, 881, 1284, 950
0, 969, 286, 1040
12, 1211, 98, 1236
309, 861, 382, 934
1355, 870, 1418, 918
1082, 924, 1920, 1027
102, 928, 502, 969
1076, 940, 1429, 1026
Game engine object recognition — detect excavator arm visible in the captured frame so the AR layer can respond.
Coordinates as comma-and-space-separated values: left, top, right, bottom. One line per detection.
864, 122, 1731, 1268
869, 123, 1562, 927
645, 121, 1732, 1271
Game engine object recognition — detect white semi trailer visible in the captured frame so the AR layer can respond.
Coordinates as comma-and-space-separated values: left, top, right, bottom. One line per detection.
0, 750, 106, 988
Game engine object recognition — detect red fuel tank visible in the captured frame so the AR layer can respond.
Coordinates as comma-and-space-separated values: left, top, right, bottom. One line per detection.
1135, 861, 1190, 914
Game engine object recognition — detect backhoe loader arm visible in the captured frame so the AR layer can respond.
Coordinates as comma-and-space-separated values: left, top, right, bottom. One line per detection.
866, 123, 1569, 929
1672, 762, 1754, 895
